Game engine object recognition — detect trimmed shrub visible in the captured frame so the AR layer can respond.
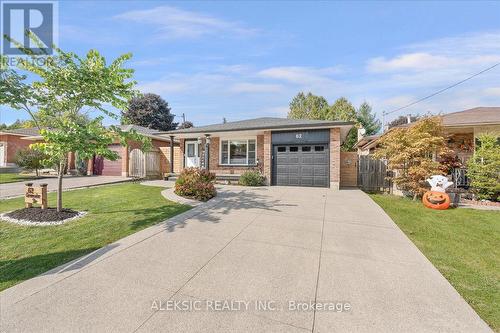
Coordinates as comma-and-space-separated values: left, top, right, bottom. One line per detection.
467, 133, 500, 201
14, 148, 47, 176
174, 168, 216, 201
239, 170, 265, 186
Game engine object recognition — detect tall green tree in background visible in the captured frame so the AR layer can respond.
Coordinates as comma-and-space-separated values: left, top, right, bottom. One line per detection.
1, 33, 150, 211
288, 92, 361, 151
288, 92, 329, 120
357, 101, 381, 135
330, 97, 358, 151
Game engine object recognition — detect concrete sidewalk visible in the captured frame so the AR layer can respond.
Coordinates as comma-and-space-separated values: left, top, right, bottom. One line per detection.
0, 176, 131, 199
0, 187, 491, 332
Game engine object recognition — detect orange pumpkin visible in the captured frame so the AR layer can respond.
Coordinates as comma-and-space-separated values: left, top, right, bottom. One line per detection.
422, 191, 451, 210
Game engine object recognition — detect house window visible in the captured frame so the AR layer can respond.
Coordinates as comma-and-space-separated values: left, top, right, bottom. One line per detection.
220, 139, 256, 165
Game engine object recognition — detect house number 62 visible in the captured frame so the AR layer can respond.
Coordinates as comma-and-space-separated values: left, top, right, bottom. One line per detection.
295, 134, 302, 139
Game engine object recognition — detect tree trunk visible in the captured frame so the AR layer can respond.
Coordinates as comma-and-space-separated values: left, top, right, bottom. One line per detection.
57, 160, 66, 212
35, 168, 39, 177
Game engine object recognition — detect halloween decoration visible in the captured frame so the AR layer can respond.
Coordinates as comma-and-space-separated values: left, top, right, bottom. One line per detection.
422, 191, 451, 210
422, 175, 453, 210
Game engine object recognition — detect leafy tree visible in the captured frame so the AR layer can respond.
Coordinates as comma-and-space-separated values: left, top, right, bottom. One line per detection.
14, 148, 47, 176
467, 133, 500, 201
2, 32, 150, 211
388, 115, 420, 129
329, 97, 358, 151
288, 93, 360, 151
288, 92, 329, 120
1, 119, 37, 129
122, 93, 177, 131
357, 102, 381, 135
374, 116, 451, 200
178, 121, 194, 129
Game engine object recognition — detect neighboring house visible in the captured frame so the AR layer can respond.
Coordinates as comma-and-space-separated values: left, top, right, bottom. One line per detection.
356, 106, 500, 188
355, 134, 381, 156
0, 128, 42, 168
163, 117, 354, 189
2, 125, 181, 177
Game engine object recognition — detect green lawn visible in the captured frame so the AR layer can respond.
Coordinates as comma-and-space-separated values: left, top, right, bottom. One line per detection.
370, 194, 500, 332
0, 173, 44, 184
0, 183, 191, 291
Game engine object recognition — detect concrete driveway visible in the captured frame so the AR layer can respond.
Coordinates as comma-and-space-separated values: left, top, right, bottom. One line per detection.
0, 176, 130, 199
0, 186, 491, 332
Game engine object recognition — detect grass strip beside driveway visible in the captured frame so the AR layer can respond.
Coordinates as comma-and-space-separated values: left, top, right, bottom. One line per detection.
0, 173, 44, 184
370, 194, 500, 332
0, 183, 191, 291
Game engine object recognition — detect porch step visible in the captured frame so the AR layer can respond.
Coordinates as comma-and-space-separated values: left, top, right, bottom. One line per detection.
165, 173, 179, 181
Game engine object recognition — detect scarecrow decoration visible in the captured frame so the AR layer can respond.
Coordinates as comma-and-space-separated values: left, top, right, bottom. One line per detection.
422, 175, 453, 210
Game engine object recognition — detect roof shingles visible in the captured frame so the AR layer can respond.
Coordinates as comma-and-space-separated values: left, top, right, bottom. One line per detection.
164, 117, 353, 134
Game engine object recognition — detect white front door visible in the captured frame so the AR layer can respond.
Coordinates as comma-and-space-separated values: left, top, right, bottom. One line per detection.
0, 143, 5, 167
185, 142, 200, 168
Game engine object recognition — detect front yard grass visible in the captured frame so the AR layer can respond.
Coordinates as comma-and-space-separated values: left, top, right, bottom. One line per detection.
0, 183, 191, 291
0, 173, 43, 184
370, 194, 500, 331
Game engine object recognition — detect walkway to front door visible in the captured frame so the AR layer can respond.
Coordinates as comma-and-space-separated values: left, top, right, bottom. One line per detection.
1, 187, 490, 332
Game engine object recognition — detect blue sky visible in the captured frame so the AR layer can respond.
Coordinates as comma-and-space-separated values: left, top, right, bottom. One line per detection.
2, 1, 500, 126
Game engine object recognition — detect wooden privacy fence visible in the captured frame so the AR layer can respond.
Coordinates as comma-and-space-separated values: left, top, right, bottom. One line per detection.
129, 148, 161, 179
358, 155, 390, 192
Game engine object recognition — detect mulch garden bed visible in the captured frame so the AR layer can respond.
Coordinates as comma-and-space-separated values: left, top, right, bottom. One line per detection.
0, 208, 86, 226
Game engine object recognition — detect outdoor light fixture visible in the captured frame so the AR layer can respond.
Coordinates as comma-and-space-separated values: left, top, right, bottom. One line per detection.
205, 134, 211, 144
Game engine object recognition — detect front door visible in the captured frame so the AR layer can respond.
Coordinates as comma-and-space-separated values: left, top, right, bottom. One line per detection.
185, 142, 200, 168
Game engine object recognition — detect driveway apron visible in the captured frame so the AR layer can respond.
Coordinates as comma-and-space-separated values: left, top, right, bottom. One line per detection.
0, 186, 491, 332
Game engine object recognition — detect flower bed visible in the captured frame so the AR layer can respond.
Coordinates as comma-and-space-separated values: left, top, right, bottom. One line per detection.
1, 207, 86, 226
461, 199, 500, 207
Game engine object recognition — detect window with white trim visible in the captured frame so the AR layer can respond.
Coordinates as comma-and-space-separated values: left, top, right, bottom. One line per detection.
220, 139, 256, 165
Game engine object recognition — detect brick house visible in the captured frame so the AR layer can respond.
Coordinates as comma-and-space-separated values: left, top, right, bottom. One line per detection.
355, 107, 500, 188
0, 128, 42, 168
2, 125, 181, 177
163, 117, 354, 189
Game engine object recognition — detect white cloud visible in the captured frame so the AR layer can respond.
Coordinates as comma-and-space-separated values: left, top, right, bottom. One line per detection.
367, 53, 452, 72
483, 87, 500, 96
257, 66, 342, 84
367, 31, 500, 74
114, 6, 257, 39
229, 82, 283, 93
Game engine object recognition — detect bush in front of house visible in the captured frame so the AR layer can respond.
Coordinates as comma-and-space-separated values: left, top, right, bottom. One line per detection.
467, 133, 500, 201
239, 170, 265, 186
14, 148, 47, 176
174, 168, 216, 201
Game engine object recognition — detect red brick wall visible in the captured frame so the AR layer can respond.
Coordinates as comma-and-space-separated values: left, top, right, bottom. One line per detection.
0, 134, 41, 165
263, 131, 271, 185
329, 128, 341, 189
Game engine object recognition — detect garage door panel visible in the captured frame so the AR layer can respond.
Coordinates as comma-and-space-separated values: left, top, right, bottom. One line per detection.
301, 166, 313, 176
274, 144, 329, 188
314, 166, 328, 176
300, 177, 314, 186
301, 155, 314, 164
314, 177, 328, 187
